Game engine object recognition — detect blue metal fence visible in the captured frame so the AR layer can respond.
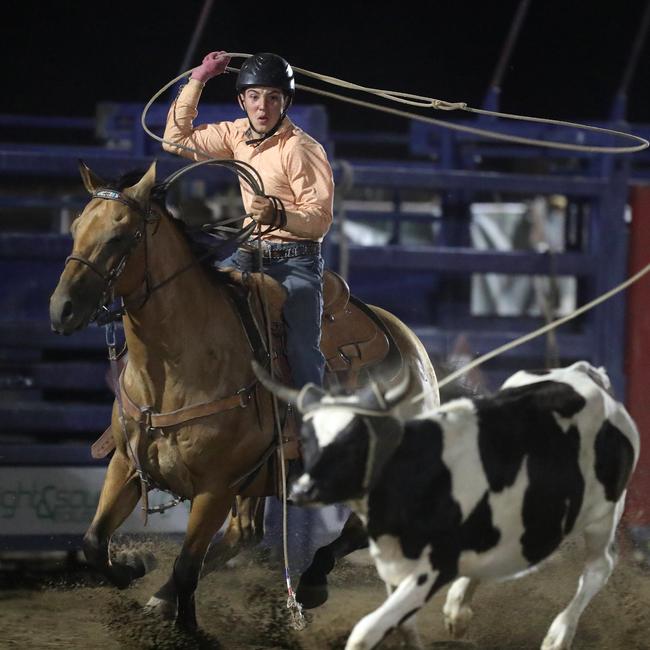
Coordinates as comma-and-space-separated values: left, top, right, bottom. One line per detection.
0, 103, 646, 549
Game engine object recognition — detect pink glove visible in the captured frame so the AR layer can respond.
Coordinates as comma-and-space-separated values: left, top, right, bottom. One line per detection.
190, 51, 231, 83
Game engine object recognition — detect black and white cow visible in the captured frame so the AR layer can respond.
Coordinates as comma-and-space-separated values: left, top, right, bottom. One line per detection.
254, 360, 639, 650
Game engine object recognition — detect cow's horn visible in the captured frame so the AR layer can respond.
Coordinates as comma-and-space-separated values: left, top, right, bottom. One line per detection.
383, 366, 412, 408
252, 360, 300, 405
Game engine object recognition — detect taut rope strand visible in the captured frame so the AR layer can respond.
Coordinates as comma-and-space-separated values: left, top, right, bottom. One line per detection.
428, 259, 650, 393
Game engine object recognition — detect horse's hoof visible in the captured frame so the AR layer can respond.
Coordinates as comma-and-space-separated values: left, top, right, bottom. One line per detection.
114, 550, 157, 580
144, 596, 177, 621
296, 582, 329, 609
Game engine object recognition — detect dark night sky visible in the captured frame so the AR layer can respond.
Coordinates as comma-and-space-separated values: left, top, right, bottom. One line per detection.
3, 0, 650, 134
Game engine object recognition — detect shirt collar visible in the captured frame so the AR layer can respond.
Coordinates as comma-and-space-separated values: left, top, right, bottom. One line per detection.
240, 116, 295, 143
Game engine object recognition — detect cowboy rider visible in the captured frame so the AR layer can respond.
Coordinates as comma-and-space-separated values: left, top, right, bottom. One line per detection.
163, 51, 335, 391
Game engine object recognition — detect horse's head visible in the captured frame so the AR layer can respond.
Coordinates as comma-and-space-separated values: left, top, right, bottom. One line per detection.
50, 161, 158, 334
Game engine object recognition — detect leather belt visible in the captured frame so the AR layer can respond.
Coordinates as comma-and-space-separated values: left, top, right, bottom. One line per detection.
239, 240, 321, 260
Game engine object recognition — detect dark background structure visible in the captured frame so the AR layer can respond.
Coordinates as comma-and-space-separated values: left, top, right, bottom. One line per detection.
4, 0, 650, 134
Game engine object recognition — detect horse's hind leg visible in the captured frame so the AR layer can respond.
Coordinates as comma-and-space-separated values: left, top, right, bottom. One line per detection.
205, 495, 266, 567
146, 496, 265, 620
296, 511, 368, 609
83, 450, 154, 588
541, 495, 625, 650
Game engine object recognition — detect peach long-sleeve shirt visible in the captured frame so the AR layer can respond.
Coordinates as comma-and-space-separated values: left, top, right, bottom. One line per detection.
163, 79, 334, 242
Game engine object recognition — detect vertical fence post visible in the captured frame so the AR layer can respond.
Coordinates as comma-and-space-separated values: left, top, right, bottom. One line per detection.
624, 185, 650, 528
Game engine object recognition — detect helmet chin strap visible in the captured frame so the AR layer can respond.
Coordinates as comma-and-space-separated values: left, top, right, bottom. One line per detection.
240, 93, 290, 147
245, 112, 287, 147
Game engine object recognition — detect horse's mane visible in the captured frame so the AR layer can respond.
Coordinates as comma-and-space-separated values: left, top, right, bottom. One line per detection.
108, 170, 234, 283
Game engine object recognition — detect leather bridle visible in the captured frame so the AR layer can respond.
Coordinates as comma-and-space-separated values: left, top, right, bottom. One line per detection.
64, 188, 157, 324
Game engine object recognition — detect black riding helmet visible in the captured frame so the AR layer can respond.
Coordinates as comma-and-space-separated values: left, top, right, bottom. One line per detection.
236, 53, 295, 145
236, 52, 295, 106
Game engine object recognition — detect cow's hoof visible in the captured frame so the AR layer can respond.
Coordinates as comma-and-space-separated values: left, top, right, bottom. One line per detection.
541, 622, 575, 650
443, 604, 473, 639
296, 582, 329, 609
144, 595, 177, 620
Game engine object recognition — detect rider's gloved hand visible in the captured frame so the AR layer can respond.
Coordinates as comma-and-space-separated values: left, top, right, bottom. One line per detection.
190, 51, 231, 83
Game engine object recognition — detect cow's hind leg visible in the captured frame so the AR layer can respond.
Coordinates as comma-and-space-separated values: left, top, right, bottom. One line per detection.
541, 496, 625, 650
297, 511, 368, 609
83, 450, 155, 588
443, 577, 480, 639
145, 496, 265, 620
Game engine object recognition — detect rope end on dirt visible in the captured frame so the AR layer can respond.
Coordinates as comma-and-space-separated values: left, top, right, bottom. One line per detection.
287, 589, 306, 631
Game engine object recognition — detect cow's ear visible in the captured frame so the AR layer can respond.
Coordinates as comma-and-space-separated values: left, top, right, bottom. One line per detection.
365, 416, 404, 489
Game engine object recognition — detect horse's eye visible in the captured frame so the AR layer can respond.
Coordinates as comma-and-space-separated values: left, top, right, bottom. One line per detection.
108, 234, 129, 247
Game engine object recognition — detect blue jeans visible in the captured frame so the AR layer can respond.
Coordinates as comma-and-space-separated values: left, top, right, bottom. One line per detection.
231, 249, 325, 389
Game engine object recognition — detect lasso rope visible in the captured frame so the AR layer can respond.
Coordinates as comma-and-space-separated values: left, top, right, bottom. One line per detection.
431, 258, 650, 392
142, 54, 648, 155
222, 53, 648, 154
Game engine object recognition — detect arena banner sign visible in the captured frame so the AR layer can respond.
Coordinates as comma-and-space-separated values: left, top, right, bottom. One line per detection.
0, 466, 189, 538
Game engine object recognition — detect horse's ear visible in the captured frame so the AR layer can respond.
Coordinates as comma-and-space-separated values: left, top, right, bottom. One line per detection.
78, 160, 106, 194
124, 161, 157, 203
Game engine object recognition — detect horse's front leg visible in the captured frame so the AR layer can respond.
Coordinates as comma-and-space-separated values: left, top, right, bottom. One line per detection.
171, 491, 235, 631
146, 495, 265, 620
82, 448, 154, 588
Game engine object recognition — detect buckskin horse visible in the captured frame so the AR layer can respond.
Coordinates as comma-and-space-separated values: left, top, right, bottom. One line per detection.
49, 161, 440, 633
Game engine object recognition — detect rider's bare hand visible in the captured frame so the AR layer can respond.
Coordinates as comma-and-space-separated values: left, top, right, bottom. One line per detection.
250, 196, 276, 225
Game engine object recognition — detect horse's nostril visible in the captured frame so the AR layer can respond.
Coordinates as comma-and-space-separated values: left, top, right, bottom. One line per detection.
61, 300, 73, 322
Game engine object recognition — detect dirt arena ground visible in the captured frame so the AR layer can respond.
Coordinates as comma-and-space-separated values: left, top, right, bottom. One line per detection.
0, 536, 649, 650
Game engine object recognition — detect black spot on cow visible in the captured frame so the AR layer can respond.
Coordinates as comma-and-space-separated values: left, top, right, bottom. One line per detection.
595, 420, 636, 502
368, 418, 460, 562
367, 419, 500, 582
303, 416, 371, 502
476, 381, 586, 565
459, 492, 501, 553
417, 573, 428, 586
